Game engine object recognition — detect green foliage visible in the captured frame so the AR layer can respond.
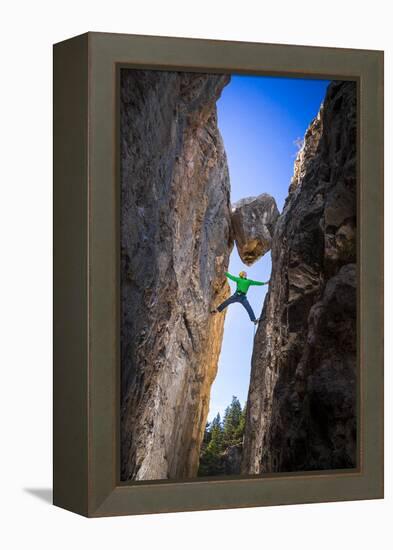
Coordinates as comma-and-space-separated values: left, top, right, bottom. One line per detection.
223, 396, 243, 447
208, 413, 223, 454
198, 396, 246, 477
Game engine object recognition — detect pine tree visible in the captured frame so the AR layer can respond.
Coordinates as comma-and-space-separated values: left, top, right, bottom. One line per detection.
222, 396, 243, 447
202, 421, 212, 445
198, 413, 224, 476
207, 413, 223, 455
198, 399, 246, 477
234, 406, 246, 442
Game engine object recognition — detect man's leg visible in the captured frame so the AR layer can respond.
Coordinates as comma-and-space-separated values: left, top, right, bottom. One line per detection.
216, 293, 238, 313
240, 296, 257, 322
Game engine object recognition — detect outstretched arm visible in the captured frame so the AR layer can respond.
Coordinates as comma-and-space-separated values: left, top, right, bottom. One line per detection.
225, 271, 240, 283
249, 279, 269, 286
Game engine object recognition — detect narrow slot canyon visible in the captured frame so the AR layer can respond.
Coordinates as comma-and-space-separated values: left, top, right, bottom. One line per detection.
199, 194, 278, 477
120, 69, 357, 482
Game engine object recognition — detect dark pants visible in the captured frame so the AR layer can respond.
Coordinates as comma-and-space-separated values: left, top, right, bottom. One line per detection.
217, 291, 256, 322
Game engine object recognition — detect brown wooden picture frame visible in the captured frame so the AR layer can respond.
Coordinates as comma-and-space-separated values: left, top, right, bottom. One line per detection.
53, 32, 384, 517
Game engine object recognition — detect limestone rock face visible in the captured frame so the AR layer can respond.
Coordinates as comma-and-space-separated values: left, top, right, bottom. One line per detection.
120, 69, 232, 481
231, 194, 279, 265
242, 81, 357, 474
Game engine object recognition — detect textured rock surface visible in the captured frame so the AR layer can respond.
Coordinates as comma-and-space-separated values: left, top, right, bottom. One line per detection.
221, 444, 243, 475
242, 81, 357, 474
231, 194, 279, 265
120, 69, 232, 481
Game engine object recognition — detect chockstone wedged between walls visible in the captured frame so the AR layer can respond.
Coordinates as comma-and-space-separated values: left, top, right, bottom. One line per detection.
120, 72, 357, 481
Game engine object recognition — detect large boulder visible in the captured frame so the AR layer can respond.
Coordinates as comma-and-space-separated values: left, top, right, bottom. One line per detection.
231, 194, 279, 265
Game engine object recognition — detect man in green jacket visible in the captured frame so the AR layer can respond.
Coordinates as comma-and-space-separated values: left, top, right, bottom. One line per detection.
211, 271, 269, 324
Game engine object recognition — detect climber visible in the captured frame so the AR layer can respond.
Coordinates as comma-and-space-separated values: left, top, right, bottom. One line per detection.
211, 271, 269, 324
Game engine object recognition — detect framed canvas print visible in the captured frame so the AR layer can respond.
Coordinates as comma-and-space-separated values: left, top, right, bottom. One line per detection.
53, 32, 384, 517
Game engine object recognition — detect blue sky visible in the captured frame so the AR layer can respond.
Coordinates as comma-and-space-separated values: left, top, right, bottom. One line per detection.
207, 74, 330, 421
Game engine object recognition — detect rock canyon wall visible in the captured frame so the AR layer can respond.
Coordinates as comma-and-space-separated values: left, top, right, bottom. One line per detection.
242, 81, 357, 474
120, 70, 232, 481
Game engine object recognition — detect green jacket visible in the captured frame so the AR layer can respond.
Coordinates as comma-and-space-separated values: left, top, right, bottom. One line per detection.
225, 272, 266, 294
